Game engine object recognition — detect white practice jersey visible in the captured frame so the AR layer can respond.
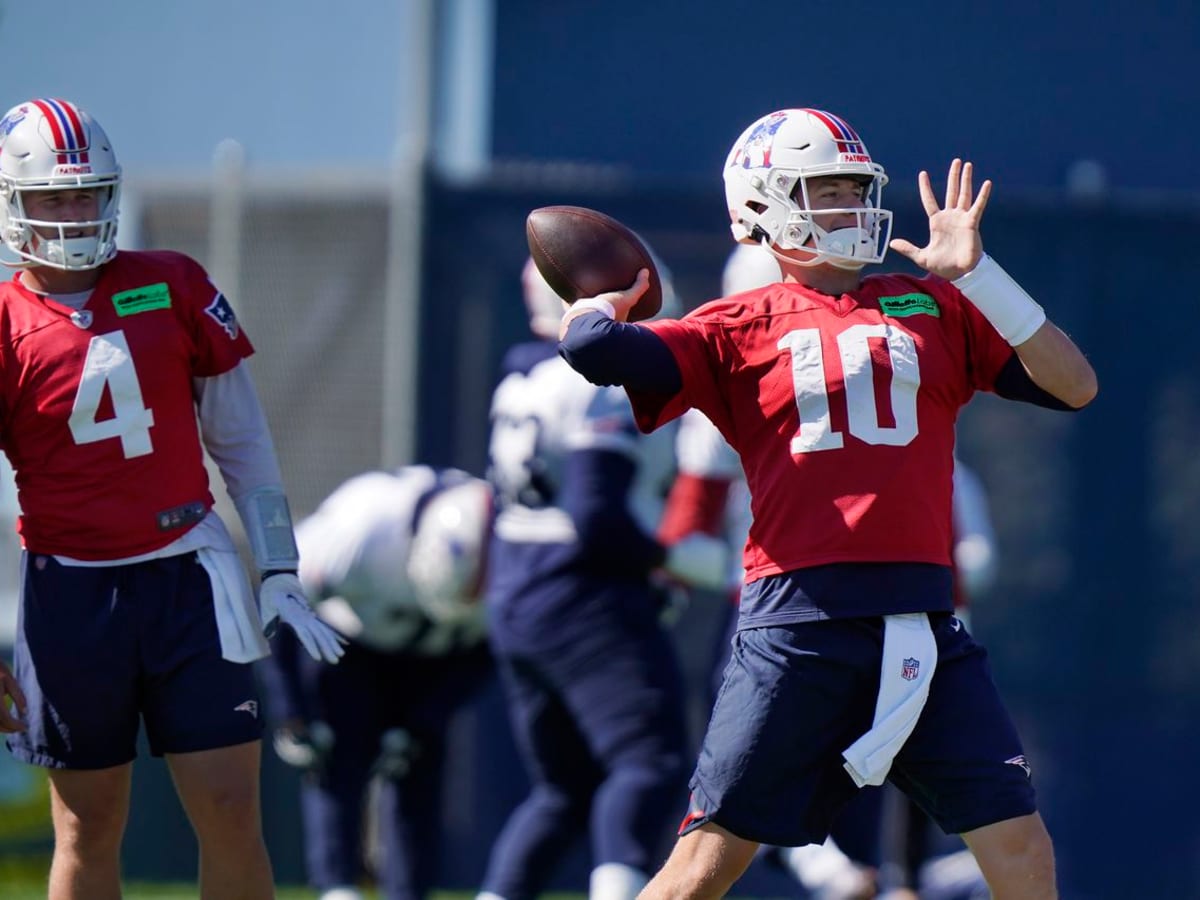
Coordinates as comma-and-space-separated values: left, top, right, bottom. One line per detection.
675, 408, 752, 588
951, 458, 998, 602
296, 466, 482, 653
489, 354, 677, 545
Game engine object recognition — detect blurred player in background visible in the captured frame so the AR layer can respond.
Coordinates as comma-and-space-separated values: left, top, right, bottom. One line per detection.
258, 465, 495, 900
0, 97, 343, 900
476, 259, 728, 900
559, 107, 1096, 898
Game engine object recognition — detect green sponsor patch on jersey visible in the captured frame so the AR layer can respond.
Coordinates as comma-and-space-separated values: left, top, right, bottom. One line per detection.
112, 282, 171, 316
878, 292, 940, 317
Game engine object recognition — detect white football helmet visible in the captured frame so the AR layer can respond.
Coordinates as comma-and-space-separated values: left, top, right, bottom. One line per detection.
407, 476, 494, 625
723, 108, 891, 270
0, 98, 121, 270
523, 256, 565, 339
722, 243, 781, 295
642, 240, 683, 319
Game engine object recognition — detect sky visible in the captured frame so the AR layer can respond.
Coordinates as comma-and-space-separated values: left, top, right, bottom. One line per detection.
0, 0, 421, 175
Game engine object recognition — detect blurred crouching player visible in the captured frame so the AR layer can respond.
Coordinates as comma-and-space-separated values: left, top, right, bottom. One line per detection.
258, 465, 495, 900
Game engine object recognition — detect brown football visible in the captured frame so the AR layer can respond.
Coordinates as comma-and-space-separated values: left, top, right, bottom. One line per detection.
525, 205, 662, 322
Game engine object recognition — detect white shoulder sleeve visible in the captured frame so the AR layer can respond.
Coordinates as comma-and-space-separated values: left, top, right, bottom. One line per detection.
194, 362, 297, 571
676, 408, 742, 479
194, 361, 284, 496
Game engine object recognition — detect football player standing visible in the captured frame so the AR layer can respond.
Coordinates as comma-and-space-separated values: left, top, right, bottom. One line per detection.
559, 107, 1096, 899
0, 98, 343, 900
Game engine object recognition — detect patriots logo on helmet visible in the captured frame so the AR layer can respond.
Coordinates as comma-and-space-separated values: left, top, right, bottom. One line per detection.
0, 108, 26, 137
205, 291, 240, 339
732, 111, 788, 171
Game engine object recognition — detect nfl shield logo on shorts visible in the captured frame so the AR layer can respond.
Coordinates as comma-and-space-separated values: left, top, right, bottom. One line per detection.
901, 657, 920, 681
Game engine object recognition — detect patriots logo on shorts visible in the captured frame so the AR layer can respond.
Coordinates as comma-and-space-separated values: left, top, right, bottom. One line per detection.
234, 700, 258, 718
205, 292, 240, 339
901, 657, 920, 681
1005, 754, 1032, 777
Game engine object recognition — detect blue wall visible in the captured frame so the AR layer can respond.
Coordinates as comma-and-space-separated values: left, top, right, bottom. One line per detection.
490, 1, 1198, 193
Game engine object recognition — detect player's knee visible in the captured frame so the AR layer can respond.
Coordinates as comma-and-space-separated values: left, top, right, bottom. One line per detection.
187, 782, 263, 845
614, 745, 688, 785
54, 809, 125, 857
967, 813, 1057, 897
530, 781, 590, 818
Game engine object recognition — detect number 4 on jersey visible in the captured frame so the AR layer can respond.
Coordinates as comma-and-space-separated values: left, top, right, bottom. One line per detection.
68, 330, 155, 458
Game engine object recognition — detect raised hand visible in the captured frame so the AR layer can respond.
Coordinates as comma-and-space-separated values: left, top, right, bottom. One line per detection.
889, 159, 991, 281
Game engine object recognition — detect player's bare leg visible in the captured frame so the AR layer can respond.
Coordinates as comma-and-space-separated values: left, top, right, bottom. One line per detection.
168, 740, 275, 899
961, 812, 1056, 899
638, 823, 759, 900
47, 763, 132, 900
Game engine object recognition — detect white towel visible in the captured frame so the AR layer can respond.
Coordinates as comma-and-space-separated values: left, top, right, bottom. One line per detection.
842, 612, 938, 788
198, 545, 269, 663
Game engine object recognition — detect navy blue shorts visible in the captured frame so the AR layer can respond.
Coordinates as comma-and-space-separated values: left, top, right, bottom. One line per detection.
683, 613, 1036, 846
6, 552, 263, 769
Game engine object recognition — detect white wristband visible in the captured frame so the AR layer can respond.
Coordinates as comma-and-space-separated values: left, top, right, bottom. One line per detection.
952, 253, 1046, 346
569, 297, 616, 319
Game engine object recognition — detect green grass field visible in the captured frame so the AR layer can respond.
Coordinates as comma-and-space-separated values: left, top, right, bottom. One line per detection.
0, 859, 595, 900
0, 888, 322, 900
0, 889, 582, 900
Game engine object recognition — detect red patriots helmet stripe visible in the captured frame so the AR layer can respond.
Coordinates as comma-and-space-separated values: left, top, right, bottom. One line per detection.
31, 98, 90, 166
804, 108, 866, 156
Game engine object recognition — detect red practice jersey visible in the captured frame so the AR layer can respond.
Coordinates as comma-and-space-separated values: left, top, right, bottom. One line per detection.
0, 251, 254, 559
629, 274, 1013, 583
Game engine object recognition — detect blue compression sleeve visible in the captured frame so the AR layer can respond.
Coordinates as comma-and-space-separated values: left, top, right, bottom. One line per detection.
558, 313, 682, 393
994, 353, 1078, 410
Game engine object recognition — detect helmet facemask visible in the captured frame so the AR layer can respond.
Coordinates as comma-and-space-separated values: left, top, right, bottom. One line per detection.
776, 171, 892, 270
3, 181, 121, 271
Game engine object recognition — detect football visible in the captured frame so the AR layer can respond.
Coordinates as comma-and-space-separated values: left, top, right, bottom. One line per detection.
525, 205, 662, 322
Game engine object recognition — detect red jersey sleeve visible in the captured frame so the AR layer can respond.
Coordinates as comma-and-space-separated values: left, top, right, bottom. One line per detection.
162, 251, 255, 375
626, 305, 744, 440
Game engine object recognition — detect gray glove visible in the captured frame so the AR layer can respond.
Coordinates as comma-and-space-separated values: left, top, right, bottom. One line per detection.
260, 573, 347, 664
272, 720, 335, 772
